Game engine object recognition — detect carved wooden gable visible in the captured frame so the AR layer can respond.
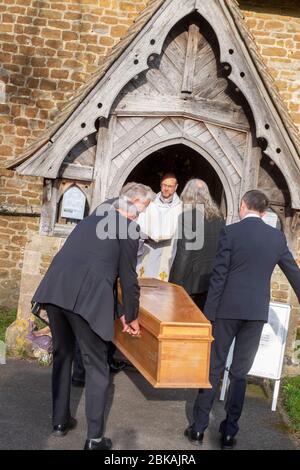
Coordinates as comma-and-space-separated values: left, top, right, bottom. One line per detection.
11, 0, 300, 234
104, 16, 250, 217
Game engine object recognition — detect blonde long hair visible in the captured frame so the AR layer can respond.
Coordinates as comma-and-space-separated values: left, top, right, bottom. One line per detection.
180, 179, 221, 220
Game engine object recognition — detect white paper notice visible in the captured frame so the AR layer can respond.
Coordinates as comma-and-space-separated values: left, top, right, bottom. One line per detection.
61, 186, 86, 220
262, 209, 279, 229
248, 302, 290, 380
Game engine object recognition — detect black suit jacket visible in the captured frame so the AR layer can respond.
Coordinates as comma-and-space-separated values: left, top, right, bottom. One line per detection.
169, 209, 225, 294
204, 217, 300, 322
92, 197, 116, 215
32, 208, 140, 341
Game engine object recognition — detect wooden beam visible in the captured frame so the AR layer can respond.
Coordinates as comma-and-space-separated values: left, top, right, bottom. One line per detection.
112, 117, 163, 159
39, 180, 58, 236
182, 24, 199, 94
91, 116, 117, 211
239, 134, 261, 200
205, 122, 243, 176
15, 141, 53, 176
115, 95, 250, 131
59, 163, 94, 181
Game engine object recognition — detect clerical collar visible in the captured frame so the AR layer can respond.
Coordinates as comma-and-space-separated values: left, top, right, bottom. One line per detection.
159, 194, 174, 204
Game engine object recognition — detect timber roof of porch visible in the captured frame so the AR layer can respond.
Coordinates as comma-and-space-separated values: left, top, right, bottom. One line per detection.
8, 0, 300, 169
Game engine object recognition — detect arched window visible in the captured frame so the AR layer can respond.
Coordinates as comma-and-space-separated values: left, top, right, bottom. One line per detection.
57, 185, 89, 225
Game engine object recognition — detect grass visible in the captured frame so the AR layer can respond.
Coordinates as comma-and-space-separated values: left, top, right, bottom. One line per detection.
282, 376, 300, 435
34, 316, 48, 331
0, 308, 17, 342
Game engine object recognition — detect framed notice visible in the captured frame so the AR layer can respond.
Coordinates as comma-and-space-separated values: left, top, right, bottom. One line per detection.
248, 301, 291, 380
220, 301, 291, 410
61, 186, 86, 220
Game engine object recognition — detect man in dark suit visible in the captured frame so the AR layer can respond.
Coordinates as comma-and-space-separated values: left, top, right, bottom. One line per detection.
184, 190, 300, 449
71, 299, 128, 387
71, 187, 148, 387
32, 185, 153, 450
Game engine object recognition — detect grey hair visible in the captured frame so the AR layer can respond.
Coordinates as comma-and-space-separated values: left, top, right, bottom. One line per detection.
112, 196, 139, 218
120, 182, 155, 202
180, 179, 221, 220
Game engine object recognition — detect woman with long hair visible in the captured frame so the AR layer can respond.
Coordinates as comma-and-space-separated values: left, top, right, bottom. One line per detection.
169, 179, 225, 311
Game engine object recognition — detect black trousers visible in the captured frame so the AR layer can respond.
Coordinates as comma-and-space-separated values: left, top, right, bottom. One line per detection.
72, 341, 86, 382
46, 304, 110, 439
73, 341, 117, 382
193, 318, 264, 437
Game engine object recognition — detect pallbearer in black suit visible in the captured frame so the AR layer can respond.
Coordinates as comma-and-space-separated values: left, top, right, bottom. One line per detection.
184, 190, 300, 450
32, 184, 153, 450
71, 186, 150, 387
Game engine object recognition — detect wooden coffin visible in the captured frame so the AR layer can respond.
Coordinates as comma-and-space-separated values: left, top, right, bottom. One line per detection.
113, 278, 213, 388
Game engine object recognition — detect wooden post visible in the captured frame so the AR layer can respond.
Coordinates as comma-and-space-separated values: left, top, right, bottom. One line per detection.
91, 115, 116, 212
239, 134, 261, 201
39, 179, 58, 236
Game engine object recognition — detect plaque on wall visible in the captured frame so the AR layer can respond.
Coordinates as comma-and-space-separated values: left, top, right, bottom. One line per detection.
61, 186, 86, 220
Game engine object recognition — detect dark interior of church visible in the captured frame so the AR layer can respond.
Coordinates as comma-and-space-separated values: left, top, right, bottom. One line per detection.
124, 144, 225, 209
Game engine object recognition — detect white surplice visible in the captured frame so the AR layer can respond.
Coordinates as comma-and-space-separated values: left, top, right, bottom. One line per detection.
137, 192, 182, 281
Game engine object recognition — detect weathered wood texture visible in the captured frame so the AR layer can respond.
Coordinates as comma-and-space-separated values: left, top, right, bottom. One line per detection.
59, 163, 94, 181
15, 3, 300, 235
182, 24, 199, 93
91, 116, 116, 211
13, 0, 300, 209
114, 278, 213, 388
107, 116, 245, 221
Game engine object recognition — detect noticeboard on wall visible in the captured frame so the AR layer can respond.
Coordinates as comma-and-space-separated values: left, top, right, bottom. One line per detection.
61, 186, 86, 220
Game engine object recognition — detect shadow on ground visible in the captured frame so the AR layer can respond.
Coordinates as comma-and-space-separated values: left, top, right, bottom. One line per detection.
0, 359, 298, 450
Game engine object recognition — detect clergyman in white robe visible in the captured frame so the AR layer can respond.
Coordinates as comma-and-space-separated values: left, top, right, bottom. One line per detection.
136, 192, 182, 281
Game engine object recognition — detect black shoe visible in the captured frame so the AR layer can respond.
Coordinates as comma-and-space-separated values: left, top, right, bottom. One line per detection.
220, 434, 236, 450
72, 378, 85, 388
184, 425, 204, 446
84, 437, 113, 450
109, 359, 127, 373
52, 417, 77, 437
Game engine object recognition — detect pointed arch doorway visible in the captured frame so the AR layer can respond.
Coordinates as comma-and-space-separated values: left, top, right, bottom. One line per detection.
127, 143, 222, 193
124, 143, 227, 218
108, 137, 235, 222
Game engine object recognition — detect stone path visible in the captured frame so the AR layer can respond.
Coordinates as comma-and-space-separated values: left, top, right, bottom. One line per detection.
0, 358, 298, 450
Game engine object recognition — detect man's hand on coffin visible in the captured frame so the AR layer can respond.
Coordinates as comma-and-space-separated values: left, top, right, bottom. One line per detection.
128, 318, 141, 337
119, 315, 141, 337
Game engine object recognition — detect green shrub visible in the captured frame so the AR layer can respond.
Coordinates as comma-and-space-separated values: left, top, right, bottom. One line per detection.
0, 308, 17, 342
282, 376, 300, 434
